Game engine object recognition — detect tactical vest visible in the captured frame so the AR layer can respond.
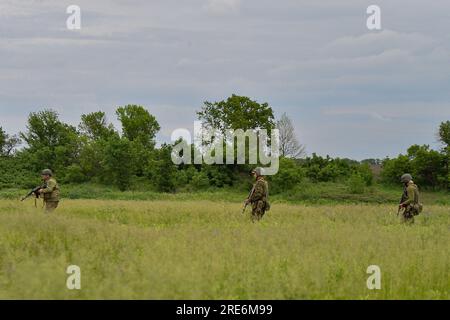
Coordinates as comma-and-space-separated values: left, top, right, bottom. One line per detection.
43, 178, 60, 202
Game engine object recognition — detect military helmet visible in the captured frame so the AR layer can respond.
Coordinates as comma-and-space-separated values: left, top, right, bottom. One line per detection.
400, 173, 412, 183
41, 169, 53, 176
252, 167, 263, 176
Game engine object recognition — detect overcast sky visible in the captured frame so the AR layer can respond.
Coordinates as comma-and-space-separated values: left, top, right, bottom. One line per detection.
1, 0, 449, 160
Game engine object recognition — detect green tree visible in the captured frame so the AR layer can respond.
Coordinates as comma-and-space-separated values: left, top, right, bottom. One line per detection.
438, 121, 450, 189
103, 136, 135, 191
116, 105, 160, 148
77, 139, 109, 182
0, 127, 20, 156
438, 121, 450, 146
407, 145, 445, 189
381, 145, 445, 189
147, 144, 177, 192
77, 112, 119, 183
381, 155, 412, 185
197, 94, 275, 134
116, 105, 160, 177
20, 110, 80, 173
197, 95, 275, 171
79, 111, 116, 140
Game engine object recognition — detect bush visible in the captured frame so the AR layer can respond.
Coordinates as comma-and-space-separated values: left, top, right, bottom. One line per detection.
347, 174, 366, 194
356, 163, 374, 186
148, 145, 177, 193
190, 172, 210, 190
270, 158, 304, 194
63, 164, 88, 184
381, 145, 447, 189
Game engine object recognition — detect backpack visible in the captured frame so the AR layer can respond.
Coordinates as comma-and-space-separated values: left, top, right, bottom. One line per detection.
413, 203, 423, 216
264, 180, 271, 211
412, 185, 423, 216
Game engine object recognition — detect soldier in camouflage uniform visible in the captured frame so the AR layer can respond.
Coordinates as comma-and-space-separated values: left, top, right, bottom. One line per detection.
38, 169, 60, 213
399, 173, 422, 224
245, 167, 270, 222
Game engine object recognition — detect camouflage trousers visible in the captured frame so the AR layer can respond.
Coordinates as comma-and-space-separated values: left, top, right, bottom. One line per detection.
251, 200, 266, 222
402, 205, 417, 224
44, 201, 59, 213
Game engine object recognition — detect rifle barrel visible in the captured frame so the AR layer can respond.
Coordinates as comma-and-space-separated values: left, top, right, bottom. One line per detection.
21, 185, 43, 202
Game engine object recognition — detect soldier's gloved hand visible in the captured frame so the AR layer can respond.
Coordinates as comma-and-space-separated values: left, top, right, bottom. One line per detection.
38, 189, 44, 194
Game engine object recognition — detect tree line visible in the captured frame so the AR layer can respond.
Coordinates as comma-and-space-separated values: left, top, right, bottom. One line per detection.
0, 95, 449, 193
381, 121, 450, 190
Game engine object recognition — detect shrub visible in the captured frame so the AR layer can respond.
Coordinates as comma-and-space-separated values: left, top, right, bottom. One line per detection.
63, 164, 88, 184
269, 158, 304, 194
190, 172, 210, 190
347, 174, 366, 194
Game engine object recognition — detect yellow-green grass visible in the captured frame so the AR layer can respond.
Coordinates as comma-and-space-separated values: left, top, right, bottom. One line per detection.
0, 199, 448, 300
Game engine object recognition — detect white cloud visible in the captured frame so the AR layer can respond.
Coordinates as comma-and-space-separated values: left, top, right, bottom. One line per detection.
322, 109, 393, 122
323, 30, 436, 59
321, 104, 450, 119
1, 0, 450, 159
204, 0, 240, 15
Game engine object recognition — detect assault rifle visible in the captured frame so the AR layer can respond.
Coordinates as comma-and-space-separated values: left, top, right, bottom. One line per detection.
21, 184, 46, 202
397, 204, 404, 216
397, 188, 408, 216
242, 186, 255, 214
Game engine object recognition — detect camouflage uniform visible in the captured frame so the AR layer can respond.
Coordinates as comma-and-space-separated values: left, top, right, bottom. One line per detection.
400, 181, 421, 224
249, 177, 269, 222
40, 177, 60, 212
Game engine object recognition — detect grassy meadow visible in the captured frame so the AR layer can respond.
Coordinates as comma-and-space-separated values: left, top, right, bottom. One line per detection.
0, 198, 448, 300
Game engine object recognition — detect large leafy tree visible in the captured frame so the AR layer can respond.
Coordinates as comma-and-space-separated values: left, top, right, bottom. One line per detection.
147, 144, 177, 193
116, 105, 160, 148
197, 94, 275, 134
20, 109, 80, 173
438, 121, 450, 146
407, 145, 444, 188
21, 110, 77, 150
438, 121, 450, 189
76, 111, 119, 183
103, 136, 136, 191
381, 145, 445, 189
197, 95, 275, 170
116, 105, 161, 177
79, 111, 116, 141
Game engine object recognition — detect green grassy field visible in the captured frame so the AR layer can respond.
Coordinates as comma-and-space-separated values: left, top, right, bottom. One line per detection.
1, 182, 449, 205
0, 199, 448, 299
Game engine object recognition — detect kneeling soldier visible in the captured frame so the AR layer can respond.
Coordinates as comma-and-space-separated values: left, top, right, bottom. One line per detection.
39, 169, 60, 213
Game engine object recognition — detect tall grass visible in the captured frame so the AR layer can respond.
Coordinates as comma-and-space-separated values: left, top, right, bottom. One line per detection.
2, 183, 449, 205
0, 199, 448, 299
